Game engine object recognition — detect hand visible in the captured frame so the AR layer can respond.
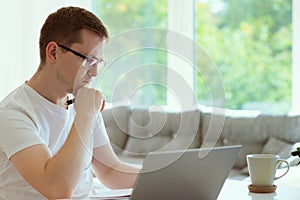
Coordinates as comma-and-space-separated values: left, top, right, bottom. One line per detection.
74, 88, 105, 116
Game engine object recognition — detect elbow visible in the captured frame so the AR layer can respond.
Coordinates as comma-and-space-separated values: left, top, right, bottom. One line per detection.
44, 191, 73, 199
41, 184, 74, 199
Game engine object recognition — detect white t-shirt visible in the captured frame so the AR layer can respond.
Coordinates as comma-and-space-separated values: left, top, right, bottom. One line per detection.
0, 84, 109, 199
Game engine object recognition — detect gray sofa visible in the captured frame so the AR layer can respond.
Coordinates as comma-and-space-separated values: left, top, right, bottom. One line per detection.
101, 105, 300, 180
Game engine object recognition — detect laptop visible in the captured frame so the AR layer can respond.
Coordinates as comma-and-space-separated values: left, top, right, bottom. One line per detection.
92, 145, 241, 200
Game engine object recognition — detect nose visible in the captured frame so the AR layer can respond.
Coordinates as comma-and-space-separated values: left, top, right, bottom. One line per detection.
87, 64, 99, 77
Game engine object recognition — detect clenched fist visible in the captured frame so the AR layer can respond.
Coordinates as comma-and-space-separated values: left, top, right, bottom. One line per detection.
74, 88, 105, 116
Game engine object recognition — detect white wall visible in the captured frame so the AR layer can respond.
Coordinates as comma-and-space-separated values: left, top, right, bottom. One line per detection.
0, 0, 92, 99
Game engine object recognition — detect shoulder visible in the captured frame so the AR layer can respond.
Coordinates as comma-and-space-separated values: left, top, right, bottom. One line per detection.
0, 84, 33, 109
0, 84, 39, 130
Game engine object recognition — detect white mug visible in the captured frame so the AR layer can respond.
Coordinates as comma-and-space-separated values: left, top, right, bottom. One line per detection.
246, 154, 290, 186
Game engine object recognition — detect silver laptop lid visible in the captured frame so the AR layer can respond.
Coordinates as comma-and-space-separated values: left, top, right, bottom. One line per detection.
131, 145, 241, 200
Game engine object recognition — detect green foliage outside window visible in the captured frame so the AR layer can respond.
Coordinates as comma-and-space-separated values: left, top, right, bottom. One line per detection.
94, 0, 292, 114
195, 0, 292, 113
93, 0, 168, 106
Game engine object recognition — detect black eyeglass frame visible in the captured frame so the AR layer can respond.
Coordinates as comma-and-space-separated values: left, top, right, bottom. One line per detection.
57, 43, 105, 67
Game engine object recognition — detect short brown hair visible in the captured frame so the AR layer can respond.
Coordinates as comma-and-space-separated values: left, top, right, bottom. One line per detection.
39, 6, 109, 64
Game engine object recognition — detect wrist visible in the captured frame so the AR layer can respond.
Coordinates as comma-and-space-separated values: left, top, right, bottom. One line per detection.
73, 114, 94, 136
74, 112, 95, 126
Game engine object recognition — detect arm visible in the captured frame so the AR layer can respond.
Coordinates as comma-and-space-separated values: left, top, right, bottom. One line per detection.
9, 88, 102, 199
92, 144, 140, 189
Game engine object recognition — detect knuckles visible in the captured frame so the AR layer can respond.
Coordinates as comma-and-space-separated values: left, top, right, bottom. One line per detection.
75, 88, 105, 114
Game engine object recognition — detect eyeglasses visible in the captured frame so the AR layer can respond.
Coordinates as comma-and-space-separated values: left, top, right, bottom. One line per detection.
57, 43, 105, 69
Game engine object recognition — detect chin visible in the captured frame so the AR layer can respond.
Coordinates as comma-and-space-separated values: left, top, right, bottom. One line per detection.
66, 88, 74, 94
73, 84, 87, 93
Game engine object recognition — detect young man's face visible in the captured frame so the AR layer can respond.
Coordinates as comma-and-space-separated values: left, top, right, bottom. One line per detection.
57, 29, 105, 95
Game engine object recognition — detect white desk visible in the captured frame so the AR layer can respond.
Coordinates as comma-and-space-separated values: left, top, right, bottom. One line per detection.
218, 179, 300, 200
90, 179, 300, 200
90, 167, 300, 200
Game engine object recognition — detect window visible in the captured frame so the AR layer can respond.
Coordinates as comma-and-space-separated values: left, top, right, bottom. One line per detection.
93, 0, 295, 114
93, 0, 168, 106
1, 1, 296, 115
195, 0, 292, 114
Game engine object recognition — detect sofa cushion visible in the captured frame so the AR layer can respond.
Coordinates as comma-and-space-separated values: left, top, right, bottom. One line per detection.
281, 115, 300, 143
262, 137, 293, 159
223, 141, 264, 169
200, 109, 269, 169
214, 114, 294, 169
123, 108, 201, 156
222, 116, 269, 143
102, 106, 129, 151
199, 109, 227, 148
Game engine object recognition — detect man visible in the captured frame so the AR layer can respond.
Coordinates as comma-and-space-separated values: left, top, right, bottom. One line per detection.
0, 6, 139, 199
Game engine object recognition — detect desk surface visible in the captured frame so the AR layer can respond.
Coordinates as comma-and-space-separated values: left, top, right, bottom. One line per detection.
218, 179, 300, 200
90, 179, 300, 200
219, 167, 300, 200
90, 167, 300, 200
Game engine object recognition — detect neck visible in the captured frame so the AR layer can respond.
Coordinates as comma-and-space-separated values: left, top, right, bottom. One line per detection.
27, 67, 68, 107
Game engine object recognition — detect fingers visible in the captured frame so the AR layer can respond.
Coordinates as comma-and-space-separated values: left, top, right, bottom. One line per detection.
74, 88, 105, 115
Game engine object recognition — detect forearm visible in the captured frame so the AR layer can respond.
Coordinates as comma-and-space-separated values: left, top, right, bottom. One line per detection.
43, 88, 102, 196
93, 158, 140, 189
44, 116, 93, 193
105, 162, 140, 189
18, 114, 95, 198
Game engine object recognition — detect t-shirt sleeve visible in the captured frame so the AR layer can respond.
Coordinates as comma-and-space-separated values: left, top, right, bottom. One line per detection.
93, 113, 110, 148
0, 108, 44, 159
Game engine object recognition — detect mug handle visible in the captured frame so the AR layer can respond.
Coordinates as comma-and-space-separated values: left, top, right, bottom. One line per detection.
274, 159, 290, 180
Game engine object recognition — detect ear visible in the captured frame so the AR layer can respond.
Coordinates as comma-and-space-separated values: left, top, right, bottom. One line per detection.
45, 42, 57, 63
